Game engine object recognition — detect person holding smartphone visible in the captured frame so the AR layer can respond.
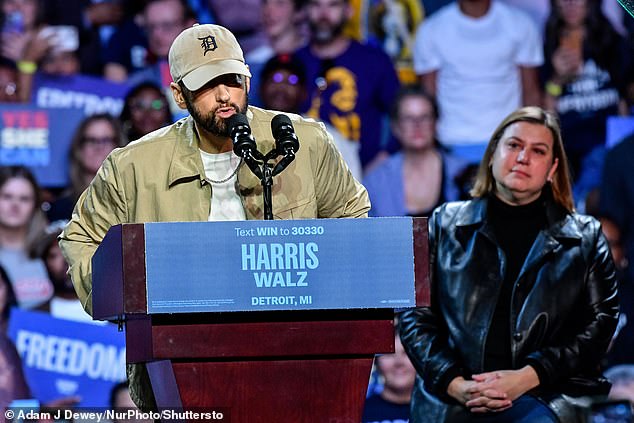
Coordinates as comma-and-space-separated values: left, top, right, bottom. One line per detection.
542, 0, 633, 189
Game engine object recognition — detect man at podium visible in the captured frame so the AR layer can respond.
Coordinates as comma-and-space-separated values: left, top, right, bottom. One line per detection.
58, 23, 369, 411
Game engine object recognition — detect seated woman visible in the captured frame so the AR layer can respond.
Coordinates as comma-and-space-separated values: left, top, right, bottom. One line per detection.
363, 86, 466, 217
399, 106, 619, 422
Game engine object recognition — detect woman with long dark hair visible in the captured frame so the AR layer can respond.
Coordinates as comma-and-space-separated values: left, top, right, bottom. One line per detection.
542, 0, 631, 181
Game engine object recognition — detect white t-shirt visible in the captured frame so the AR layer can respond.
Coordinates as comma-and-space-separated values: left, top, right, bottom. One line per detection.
200, 150, 246, 221
413, 1, 543, 146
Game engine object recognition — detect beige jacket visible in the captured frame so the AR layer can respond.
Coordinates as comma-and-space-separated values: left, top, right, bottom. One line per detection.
59, 106, 369, 409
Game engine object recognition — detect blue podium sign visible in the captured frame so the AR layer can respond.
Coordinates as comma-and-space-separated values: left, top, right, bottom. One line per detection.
144, 218, 416, 313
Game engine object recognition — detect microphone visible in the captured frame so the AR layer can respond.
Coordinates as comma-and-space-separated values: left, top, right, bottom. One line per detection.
227, 114, 263, 178
271, 114, 299, 155
271, 114, 299, 176
228, 114, 259, 158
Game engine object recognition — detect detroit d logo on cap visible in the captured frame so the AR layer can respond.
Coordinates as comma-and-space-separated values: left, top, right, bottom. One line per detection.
199, 35, 218, 55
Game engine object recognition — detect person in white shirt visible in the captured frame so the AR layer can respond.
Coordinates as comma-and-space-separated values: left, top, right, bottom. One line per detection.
413, 0, 543, 164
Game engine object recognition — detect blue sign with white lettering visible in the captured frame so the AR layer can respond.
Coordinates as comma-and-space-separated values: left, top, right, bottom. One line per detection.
0, 105, 85, 187
145, 218, 416, 313
32, 74, 129, 117
7, 308, 126, 407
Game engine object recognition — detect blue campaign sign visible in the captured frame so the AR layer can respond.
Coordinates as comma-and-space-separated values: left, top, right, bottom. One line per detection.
145, 218, 416, 313
7, 308, 126, 407
0, 105, 85, 187
32, 74, 129, 117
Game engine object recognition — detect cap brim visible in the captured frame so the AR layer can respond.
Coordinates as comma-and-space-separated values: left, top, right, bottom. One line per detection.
181, 59, 251, 91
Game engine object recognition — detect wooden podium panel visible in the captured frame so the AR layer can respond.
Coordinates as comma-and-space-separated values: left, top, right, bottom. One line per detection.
125, 309, 395, 362
166, 358, 373, 422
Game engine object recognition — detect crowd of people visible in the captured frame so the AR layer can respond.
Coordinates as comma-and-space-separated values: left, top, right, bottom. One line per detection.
0, 0, 632, 421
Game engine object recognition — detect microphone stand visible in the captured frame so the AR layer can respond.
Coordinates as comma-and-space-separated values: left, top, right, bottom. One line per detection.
261, 150, 279, 221
241, 148, 294, 221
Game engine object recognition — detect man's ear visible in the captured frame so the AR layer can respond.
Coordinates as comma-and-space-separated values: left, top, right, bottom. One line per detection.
245, 67, 251, 93
170, 82, 188, 110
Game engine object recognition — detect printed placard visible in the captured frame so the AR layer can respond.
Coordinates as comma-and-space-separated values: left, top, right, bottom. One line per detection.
145, 218, 416, 313
7, 308, 126, 407
0, 105, 85, 187
32, 74, 129, 117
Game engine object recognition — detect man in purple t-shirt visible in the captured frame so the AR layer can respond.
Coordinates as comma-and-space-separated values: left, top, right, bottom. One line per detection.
294, 0, 401, 170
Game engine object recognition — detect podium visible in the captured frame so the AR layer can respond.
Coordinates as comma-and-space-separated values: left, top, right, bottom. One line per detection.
92, 218, 429, 422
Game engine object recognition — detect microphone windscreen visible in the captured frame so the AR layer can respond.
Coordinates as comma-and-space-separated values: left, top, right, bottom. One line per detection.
228, 113, 250, 134
271, 114, 293, 138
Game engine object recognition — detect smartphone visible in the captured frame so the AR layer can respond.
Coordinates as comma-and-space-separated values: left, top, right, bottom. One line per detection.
38, 25, 79, 53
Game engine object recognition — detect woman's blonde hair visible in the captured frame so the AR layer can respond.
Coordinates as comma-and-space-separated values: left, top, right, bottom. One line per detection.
469, 106, 574, 212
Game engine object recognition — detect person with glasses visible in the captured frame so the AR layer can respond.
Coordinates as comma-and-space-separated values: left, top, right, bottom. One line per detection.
259, 54, 308, 114
46, 114, 125, 222
119, 81, 174, 144
363, 86, 466, 217
259, 53, 363, 179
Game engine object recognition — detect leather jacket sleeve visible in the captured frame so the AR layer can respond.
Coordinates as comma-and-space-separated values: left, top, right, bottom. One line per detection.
524, 221, 619, 388
398, 207, 464, 399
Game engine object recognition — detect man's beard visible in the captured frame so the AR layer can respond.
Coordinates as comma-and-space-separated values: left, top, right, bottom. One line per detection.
309, 19, 346, 45
184, 94, 249, 137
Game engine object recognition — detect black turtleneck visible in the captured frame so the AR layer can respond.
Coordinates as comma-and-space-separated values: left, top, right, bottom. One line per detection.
483, 193, 548, 372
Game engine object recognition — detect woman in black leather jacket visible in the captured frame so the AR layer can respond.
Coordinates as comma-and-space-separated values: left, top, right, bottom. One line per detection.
399, 106, 619, 422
